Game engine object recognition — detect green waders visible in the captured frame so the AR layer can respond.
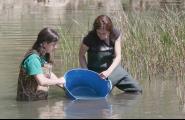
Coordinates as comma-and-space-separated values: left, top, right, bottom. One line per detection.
87, 50, 142, 93
16, 51, 49, 101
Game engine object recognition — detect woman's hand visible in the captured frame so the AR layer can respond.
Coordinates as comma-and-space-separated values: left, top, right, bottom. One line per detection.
57, 77, 66, 88
99, 70, 111, 80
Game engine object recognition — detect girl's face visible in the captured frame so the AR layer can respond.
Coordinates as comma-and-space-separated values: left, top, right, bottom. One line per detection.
96, 28, 110, 40
43, 42, 58, 53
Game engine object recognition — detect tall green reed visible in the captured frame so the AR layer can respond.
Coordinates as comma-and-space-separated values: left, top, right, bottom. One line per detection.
112, 7, 185, 103
112, 8, 185, 81
57, 2, 185, 104
58, 8, 185, 81
57, 15, 91, 73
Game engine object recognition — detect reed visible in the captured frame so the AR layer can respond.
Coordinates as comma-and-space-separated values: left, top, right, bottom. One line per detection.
58, 8, 185, 81
58, 7, 185, 103
112, 8, 185, 104
111, 8, 185, 81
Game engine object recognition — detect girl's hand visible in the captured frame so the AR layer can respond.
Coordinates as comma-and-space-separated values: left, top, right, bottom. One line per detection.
57, 77, 66, 88
99, 70, 111, 80
59, 77, 66, 84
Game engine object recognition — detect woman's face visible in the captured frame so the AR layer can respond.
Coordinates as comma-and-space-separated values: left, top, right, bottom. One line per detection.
96, 28, 110, 40
43, 42, 58, 53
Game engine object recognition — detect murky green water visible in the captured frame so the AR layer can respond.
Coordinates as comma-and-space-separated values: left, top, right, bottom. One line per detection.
0, 0, 185, 118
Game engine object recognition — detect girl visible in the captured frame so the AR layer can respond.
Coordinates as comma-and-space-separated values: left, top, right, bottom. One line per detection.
16, 27, 65, 101
79, 15, 142, 93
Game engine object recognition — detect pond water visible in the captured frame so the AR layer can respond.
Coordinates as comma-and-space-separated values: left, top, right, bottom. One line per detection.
0, 0, 185, 118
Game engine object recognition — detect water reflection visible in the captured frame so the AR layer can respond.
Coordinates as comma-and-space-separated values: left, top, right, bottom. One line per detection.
111, 92, 140, 101
109, 93, 141, 118
16, 100, 50, 119
37, 100, 66, 119
15, 93, 140, 119
16, 99, 66, 119
15, 93, 141, 119
64, 99, 112, 119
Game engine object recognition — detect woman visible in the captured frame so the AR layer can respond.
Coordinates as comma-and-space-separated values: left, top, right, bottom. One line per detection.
79, 15, 142, 93
16, 27, 65, 101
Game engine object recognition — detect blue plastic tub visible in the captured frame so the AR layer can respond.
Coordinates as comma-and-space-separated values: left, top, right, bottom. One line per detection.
64, 68, 112, 100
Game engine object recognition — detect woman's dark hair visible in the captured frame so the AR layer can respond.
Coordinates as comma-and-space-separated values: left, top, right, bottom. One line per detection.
93, 15, 118, 43
32, 27, 59, 63
93, 15, 113, 33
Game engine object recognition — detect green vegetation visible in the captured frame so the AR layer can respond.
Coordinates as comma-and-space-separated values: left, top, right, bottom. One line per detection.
58, 8, 185, 81
58, 5, 185, 104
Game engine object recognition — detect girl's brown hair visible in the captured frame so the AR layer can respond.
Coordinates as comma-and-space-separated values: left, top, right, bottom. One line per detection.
32, 27, 59, 63
93, 15, 119, 44
93, 15, 113, 32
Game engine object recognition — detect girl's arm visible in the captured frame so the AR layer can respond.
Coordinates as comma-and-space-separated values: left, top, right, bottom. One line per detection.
50, 72, 65, 88
99, 35, 122, 79
34, 74, 65, 86
79, 43, 89, 69
50, 72, 59, 80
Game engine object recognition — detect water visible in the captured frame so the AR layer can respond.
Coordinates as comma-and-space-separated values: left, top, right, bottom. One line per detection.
0, 0, 185, 118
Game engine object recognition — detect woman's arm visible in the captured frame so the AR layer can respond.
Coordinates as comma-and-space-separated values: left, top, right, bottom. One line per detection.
50, 72, 59, 80
50, 72, 65, 88
79, 43, 89, 69
99, 35, 122, 79
107, 35, 122, 73
34, 74, 65, 86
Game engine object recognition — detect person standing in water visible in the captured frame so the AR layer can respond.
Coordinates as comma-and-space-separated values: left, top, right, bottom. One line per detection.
16, 27, 65, 101
79, 15, 142, 93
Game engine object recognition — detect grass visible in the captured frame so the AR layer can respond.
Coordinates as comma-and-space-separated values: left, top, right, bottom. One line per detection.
112, 7, 185, 104
58, 7, 185, 103
58, 8, 185, 80
112, 8, 185, 80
